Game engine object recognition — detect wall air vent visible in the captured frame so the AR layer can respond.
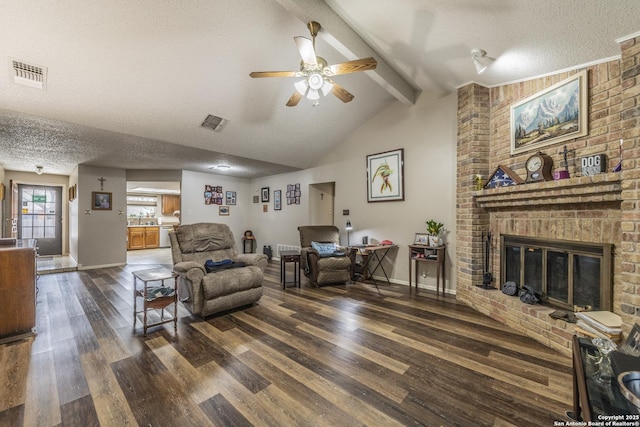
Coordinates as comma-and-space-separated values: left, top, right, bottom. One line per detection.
11, 59, 47, 90
201, 114, 229, 132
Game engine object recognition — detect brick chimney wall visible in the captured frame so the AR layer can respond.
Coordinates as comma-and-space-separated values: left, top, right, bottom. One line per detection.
456, 36, 640, 357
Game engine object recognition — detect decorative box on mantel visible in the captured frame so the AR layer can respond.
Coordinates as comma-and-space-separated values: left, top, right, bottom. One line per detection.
474, 172, 621, 209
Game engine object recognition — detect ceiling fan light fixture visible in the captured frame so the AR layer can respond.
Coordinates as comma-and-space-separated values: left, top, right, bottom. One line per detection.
294, 79, 308, 95
250, 20, 375, 107
307, 88, 320, 100
471, 48, 492, 74
321, 79, 333, 96
307, 72, 324, 90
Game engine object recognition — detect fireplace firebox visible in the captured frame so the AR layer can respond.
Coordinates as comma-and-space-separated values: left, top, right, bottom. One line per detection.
500, 235, 613, 311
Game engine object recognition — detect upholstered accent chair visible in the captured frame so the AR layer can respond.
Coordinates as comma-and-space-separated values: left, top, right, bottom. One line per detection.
169, 223, 267, 318
298, 225, 355, 286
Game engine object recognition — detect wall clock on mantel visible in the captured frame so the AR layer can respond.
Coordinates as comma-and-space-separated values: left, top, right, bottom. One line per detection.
525, 152, 553, 183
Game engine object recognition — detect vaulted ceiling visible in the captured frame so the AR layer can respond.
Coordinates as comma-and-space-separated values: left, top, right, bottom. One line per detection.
1, 0, 639, 178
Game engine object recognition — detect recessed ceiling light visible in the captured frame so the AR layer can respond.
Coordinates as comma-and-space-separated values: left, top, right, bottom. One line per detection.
209, 164, 231, 170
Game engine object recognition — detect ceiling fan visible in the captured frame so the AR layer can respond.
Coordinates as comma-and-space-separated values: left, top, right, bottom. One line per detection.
249, 21, 377, 107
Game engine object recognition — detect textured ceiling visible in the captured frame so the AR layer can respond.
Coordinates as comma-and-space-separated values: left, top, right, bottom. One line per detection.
1, 0, 639, 178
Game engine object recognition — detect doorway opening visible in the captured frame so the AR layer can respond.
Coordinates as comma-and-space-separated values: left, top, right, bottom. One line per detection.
308, 182, 335, 225
126, 181, 181, 258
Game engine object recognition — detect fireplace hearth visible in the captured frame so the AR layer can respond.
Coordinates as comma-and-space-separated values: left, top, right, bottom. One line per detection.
500, 235, 613, 311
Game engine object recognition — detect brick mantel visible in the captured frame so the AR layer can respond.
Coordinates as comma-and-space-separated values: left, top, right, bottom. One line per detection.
475, 173, 622, 209
456, 36, 640, 357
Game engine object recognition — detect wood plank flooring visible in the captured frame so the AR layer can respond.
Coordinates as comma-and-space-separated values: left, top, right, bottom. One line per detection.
0, 259, 574, 426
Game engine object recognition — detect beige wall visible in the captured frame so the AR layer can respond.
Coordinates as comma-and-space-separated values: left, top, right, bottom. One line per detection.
248, 91, 459, 292
76, 165, 127, 269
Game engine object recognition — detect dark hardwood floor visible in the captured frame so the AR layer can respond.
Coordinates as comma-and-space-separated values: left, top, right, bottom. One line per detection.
0, 259, 573, 426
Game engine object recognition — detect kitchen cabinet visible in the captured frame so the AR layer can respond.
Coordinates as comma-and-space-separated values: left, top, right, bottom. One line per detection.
161, 194, 180, 214
145, 227, 159, 248
128, 227, 159, 250
0, 239, 37, 343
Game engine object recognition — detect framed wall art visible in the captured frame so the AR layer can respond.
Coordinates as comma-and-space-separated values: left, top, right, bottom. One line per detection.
367, 148, 404, 202
274, 190, 281, 210
261, 187, 269, 202
92, 191, 112, 210
204, 185, 223, 205
225, 191, 236, 205
511, 70, 588, 155
286, 183, 301, 205
219, 206, 230, 216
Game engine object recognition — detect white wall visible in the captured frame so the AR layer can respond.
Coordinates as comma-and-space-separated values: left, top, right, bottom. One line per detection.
180, 170, 252, 250
248, 92, 458, 292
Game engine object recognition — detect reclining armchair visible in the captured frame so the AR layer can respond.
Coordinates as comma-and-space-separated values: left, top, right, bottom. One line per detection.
298, 225, 355, 286
169, 223, 267, 318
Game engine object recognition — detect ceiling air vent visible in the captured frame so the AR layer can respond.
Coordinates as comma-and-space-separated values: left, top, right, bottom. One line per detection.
11, 59, 47, 90
201, 114, 229, 132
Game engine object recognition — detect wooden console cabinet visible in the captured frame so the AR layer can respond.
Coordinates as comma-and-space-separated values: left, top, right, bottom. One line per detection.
128, 227, 159, 250
0, 239, 37, 343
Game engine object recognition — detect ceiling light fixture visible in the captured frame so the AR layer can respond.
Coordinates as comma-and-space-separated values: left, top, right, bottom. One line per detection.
209, 164, 231, 171
35, 165, 43, 175
294, 69, 334, 107
471, 48, 493, 74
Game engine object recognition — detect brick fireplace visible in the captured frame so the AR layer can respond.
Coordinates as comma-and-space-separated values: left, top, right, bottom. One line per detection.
455, 34, 640, 357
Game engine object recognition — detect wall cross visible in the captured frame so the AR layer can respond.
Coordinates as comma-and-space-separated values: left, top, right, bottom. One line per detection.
98, 177, 107, 191
557, 145, 576, 170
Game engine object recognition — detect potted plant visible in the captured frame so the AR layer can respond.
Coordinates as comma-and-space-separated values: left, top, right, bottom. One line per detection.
425, 219, 444, 246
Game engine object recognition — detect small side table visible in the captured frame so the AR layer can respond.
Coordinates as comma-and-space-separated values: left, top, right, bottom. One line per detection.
408, 244, 446, 295
133, 267, 178, 336
351, 244, 397, 291
280, 250, 301, 288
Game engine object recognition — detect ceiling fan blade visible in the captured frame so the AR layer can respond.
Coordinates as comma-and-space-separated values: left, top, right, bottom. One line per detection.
294, 36, 317, 67
286, 92, 303, 107
324, 57, 377, 76
249, 71, 299, 78
330, 81, 354, 103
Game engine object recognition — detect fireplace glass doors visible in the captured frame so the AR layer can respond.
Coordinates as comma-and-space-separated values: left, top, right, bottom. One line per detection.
500, 235, 612, 311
